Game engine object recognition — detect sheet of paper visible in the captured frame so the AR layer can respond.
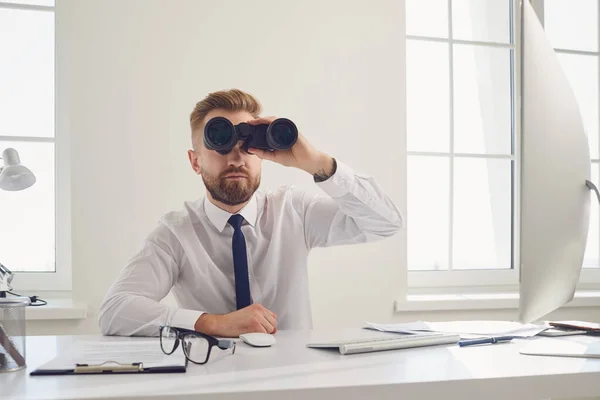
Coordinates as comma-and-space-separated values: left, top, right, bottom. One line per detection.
365, 321, 430, 334
520, 337, 600, 358
366, 320, 548, 338
426, 321, 548, 337
38, 339, 186, 370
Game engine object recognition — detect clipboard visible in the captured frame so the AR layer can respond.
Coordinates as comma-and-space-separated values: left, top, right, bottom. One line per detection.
29, 339, 188, 376
30, 360, 186, 376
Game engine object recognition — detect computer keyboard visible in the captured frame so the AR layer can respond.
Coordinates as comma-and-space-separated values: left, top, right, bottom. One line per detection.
307, 333, 461, 355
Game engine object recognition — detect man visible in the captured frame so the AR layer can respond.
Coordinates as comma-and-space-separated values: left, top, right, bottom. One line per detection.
99, 89, 403, 337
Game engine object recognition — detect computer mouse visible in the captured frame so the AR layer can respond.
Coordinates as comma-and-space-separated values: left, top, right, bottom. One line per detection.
239, 332, 276, 347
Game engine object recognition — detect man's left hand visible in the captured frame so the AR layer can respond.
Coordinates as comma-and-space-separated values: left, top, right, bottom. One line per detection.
247, 117, 335, 179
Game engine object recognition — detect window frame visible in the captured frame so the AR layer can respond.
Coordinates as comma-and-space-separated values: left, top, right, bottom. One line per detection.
406, 0, 522, 290
0, 0, 71, 291
408, 0, 600, 292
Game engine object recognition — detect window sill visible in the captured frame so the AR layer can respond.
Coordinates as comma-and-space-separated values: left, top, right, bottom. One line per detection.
25, 298, 87, 320
394, 291, 600, 312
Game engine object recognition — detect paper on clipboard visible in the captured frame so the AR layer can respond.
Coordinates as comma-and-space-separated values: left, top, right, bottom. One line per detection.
37, 339, 186, 371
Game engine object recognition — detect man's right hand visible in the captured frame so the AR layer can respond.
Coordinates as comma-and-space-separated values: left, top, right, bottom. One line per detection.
194, 304, 277, 338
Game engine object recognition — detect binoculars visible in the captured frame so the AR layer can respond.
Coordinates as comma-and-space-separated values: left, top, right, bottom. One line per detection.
203, 117, 298, 155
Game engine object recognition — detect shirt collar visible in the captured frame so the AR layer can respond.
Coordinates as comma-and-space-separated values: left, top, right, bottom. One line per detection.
203, 195, 257, 233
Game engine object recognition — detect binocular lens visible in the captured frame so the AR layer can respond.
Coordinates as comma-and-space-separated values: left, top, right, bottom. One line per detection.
206, 119, 234, 148
270, 121, 297, 148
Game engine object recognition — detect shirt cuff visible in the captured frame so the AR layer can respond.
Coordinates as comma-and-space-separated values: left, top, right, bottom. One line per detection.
315, 159, 355, 198
169, 308, 205, 331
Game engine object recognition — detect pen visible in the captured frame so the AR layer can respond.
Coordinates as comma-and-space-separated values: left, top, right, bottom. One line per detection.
458, 336, 514, 347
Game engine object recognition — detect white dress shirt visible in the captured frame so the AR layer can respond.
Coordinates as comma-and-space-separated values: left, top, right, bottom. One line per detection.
98, 160, 403, 336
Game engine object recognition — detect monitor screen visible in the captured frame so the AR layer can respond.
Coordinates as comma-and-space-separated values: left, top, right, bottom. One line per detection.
518, 0, 592, 323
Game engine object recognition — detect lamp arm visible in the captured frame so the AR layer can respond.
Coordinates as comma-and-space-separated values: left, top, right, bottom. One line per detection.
0, 263, 13, 296
586, 180, 600, 205
0, 263, 11, 276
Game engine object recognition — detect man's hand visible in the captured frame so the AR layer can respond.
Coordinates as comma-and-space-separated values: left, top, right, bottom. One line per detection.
194, 304, 277, 338
247, 117, 335, 179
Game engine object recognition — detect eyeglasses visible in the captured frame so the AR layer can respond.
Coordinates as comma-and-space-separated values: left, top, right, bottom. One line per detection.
159, 326, 236, 365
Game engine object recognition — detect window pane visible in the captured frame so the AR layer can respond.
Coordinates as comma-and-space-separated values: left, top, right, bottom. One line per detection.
406, 0, 448, 39
0, 8, 54, 138
584, 163, 599, 268
0, 0, 54, 5
453, 45, 512, 155
556, 53, 599, 160
0, 142, 55, 272
544, 0, 597, 52
407, 40, 450, 152
452, 0, 511, 44
408, 155, 449, 271
453, 158, 512, 270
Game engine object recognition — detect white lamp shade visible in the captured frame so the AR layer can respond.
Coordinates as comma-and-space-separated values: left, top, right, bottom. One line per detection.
0, 148, 36, 191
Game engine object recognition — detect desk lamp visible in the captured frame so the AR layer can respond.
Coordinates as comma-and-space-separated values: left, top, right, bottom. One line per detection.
0, 148, 35, 298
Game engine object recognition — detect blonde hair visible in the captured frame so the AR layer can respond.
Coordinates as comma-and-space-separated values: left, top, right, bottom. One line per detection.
189, 89, 262, 147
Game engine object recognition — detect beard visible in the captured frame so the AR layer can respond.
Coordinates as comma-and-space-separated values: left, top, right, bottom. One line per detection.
201, 167, 260, 206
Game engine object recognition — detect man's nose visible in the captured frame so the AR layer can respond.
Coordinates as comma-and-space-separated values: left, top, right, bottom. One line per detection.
227, 141, 246, 167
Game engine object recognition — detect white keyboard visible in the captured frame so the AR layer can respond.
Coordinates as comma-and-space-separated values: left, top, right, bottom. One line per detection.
307, 333, 461, 355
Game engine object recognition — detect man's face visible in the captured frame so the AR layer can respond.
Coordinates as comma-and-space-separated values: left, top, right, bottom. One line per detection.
188, 109, 262, 206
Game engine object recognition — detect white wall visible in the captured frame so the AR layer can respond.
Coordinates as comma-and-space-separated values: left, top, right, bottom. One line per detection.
25, 0, 600, 336
41, 0, 407, 335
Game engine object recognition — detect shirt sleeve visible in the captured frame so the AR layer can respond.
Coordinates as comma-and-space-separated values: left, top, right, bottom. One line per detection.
297, 159, 403, 248
98, 224, 204, 336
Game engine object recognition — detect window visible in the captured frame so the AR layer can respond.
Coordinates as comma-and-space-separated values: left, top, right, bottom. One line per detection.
0, 0, 68, 290
540, 0, 600, 285
406, 0, 519, 288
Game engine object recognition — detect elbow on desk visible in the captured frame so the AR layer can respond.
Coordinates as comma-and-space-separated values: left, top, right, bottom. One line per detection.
98, 303, 119, 336
98, 295, 164, 337
97, 295, 133, 336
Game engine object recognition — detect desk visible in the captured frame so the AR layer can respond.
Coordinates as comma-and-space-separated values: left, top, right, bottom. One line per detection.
3, 328, 600, 400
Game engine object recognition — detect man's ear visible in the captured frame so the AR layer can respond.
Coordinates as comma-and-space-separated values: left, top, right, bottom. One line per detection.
187, 149, 202, 175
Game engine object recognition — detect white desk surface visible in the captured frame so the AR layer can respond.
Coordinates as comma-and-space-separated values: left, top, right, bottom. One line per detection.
4, 328, 600, 400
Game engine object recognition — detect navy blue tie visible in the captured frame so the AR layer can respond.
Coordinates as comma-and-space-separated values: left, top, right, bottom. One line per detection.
228, 214, 252, 309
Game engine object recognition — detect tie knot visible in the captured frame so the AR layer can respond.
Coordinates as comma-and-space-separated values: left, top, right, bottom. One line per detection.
228, 214, 244, 229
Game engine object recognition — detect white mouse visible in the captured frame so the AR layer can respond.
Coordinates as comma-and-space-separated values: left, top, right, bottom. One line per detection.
239, 332, 276, 347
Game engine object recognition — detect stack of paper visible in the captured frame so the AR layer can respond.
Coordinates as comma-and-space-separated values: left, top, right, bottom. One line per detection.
366, 320, 548, 339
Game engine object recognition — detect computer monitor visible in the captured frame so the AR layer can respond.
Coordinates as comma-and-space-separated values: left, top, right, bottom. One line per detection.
518, 0, 593, 323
